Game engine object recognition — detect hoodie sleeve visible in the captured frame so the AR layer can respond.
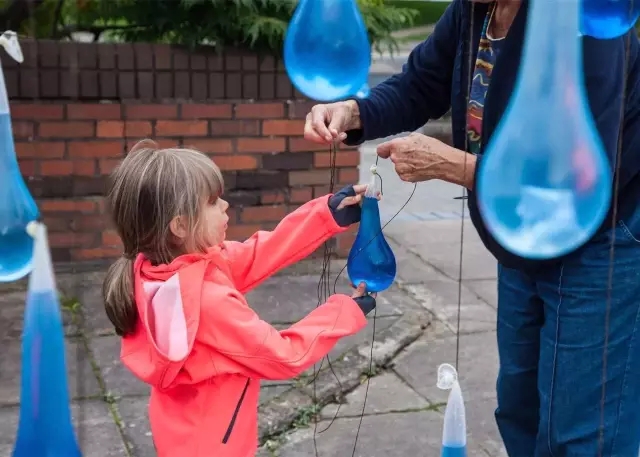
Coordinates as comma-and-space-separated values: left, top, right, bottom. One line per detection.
198, 284, 368, 381
222, 195, 346, 294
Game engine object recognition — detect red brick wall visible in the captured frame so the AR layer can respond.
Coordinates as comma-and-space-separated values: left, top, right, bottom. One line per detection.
13, 100, 359, 263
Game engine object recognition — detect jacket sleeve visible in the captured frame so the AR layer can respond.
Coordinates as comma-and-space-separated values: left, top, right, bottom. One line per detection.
221, 195, 346, 294
199, 285, 368, 381
344, 0, 460, 146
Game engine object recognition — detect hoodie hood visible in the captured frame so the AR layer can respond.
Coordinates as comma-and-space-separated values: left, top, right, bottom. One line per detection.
120, 251, 214, 390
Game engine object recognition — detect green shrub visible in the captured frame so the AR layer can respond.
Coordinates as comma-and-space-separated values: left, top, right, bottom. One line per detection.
16, 0, 419, 55
386, 0, 450, 26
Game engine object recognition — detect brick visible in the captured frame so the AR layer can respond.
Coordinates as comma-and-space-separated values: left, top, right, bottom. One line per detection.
212, 155, 258, 171
338, 168, 359, 184
262, 119, 305, 136
263, 152, 313, 170
71, 214, 109, 231
102, 230, 122, 246
67, 104, 121, 120
18, 159, 36, 176
241, 205, 287, 223
211, 120, 259, 137
71, 247, 122, 261
39, 121, 94, 138
12, 121, 33, 138
226, 224, 264, 241
11, 103, 64, 120
235, 103, 284, 119
314, 151, 360, 168
97, 120, 123, 138
236, 137, 285, 153
289, 170, 333, 186
68, 141, 124, 158
40, 199, 98, 213
185, 139, 233, 154
40, 160, 96, 176
49, 232, 96, 248
156, 120, 207, 137
181, 103, 232, 119
289, 137, 330, 152
99, 159, 121, 175
125, 121, 152, 137
287, 101, 315, 119
16, 141, 65, 159
125, 104, 177, 120
39, 160, 72, 176
261, 187, 313, 204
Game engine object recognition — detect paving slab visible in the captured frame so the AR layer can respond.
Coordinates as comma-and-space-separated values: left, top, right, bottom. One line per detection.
404, 281, 496, 334
0, 400, 127, 457
392, 326, 503, 454
385, 219, 497, 281
465, 278, 498, 308
0, 338, 101, 406
320, 371, 429, 419
116, 396, 155, 457
271, 410, 490, 457
89, 334, 149, 397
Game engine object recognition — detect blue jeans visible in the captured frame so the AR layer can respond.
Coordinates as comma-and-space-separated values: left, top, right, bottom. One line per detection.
495, 217, 640, 456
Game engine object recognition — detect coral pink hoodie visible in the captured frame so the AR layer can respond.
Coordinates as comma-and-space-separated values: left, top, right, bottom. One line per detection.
120, 195, 367, 457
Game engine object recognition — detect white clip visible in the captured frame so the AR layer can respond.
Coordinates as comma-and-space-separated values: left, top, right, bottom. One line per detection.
370, 164, 378, 175
26, 221, 39, 238
0, 31, 23, 63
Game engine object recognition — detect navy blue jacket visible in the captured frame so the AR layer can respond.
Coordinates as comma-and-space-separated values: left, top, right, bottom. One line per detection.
346, 0, 640, 270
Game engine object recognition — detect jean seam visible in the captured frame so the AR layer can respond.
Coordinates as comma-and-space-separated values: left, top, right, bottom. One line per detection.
618, 220, 640, 244
608, 289, 640, 456
547, 264, 563, 457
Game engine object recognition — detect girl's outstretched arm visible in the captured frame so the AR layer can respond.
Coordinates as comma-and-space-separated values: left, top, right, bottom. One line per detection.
222, 186, 363, 293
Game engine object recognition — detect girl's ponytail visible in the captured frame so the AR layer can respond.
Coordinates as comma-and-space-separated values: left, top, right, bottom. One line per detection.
102, 256, 138, 337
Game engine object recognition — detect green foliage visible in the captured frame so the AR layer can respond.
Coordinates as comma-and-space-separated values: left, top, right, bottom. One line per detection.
68, 0, 418, 55
386, 0, 450, 26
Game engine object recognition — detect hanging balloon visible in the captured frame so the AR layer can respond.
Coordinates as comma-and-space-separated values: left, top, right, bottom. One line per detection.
347, 165, 396, 293
437, 364, 467, 457
476, 0, 612, 260
12, 223, 82, 457
0, 31, 39, 282
283, 0, 371, 102
581, 0, 640, 39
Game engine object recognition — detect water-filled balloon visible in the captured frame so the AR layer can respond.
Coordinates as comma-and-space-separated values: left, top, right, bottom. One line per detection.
438, 364, 467, 457
347, 166, 396, 293
476, 0, 612, 260
0, 31, 39, 282
581, 0, 640, 39
12, 223, 82, 457
284, 0, 371, 102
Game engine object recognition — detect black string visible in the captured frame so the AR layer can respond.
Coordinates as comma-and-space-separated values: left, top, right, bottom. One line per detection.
598, 11, 632, 456
313, 149, 417, 456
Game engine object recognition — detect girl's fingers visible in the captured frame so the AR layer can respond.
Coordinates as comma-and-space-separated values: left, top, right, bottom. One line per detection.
337, 194, 362, 210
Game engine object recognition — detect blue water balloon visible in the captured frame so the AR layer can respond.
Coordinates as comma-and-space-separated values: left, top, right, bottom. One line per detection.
12, 222, 82, 457
0, 31, 39, 282
347, 166, 396, 293
581, 0, 640, 39
476, 0, 612, 260
283, 0, 371, 102
438, 364, 467, 457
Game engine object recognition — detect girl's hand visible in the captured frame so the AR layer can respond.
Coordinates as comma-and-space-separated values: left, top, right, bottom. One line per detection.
351, 282, 377, 316
328, 185, 376, 227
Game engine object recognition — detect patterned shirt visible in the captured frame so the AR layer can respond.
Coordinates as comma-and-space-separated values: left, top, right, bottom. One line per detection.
467, 4, 504, 155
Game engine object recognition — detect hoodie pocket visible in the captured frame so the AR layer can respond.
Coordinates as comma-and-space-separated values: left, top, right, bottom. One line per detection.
222, 378, 250, 444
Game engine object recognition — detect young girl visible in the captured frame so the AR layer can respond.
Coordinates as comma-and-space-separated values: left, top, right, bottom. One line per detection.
102, 140, 376, 457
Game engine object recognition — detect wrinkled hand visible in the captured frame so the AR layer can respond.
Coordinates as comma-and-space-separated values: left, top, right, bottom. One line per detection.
304, 100, 360, 144
377, 132, 454, 183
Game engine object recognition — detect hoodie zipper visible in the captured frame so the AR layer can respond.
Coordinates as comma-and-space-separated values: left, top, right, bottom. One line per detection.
222, 378, 250, 444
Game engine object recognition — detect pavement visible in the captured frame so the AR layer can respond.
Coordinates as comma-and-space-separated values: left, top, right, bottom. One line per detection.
0, 145, 505, 457
0, 33, 508, 457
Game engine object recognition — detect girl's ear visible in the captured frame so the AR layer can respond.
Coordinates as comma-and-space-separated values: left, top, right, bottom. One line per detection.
169, 215, 188, 240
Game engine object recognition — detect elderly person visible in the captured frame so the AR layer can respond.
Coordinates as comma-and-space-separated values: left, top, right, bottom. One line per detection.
304, 0, 640, 456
